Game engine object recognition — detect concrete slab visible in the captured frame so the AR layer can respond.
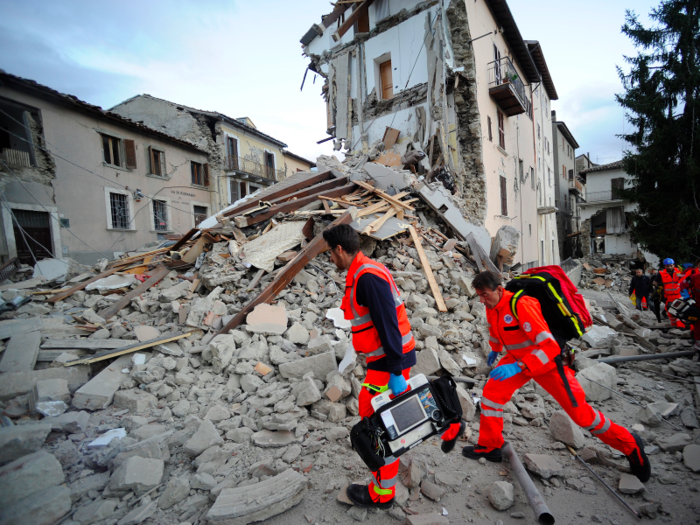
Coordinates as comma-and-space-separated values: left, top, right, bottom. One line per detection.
72, 355, 133, 411
683, 444, 700, 472
206, 468, 307, 524
0, 451, 64, 508
33, 258, 70, 282
0, 484, 71, 525
246, 303, 288, 335
251, 430, 299, 448
363, 162, 411, 192
0, 318, 44, 340
0, 423, 52, 465
0, 366, 89, 401
278, 351, 337, 380
523, 453, 564, 479
134, 326, 160, 342
0, 331, 41, 373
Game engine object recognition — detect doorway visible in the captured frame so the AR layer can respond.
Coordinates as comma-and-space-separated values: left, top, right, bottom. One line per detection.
12, 209, 53, 264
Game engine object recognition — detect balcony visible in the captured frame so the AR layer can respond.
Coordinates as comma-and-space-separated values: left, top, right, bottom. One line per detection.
584, 190, 623, 204
568, 178, 583, 195
224, 155, 284, 182
488, 57, 529, 117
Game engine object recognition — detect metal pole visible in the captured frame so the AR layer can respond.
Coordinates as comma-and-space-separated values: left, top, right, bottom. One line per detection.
501, 442, 555, 525
427, 375, 476, 385
598, 350, 696, 364
567, 446, 640, 520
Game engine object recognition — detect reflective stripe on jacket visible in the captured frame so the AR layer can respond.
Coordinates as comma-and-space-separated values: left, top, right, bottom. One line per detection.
341, 252, 415, 364
660, 268, 683, 301
486, 290, 560, 376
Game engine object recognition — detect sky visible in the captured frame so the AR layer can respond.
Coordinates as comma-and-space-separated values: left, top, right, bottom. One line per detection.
0, 0, 658, 165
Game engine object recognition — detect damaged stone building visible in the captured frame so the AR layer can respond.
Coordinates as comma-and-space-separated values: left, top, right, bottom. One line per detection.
110, 95, 315, 214
0, 73, 212, 266
301, 0, 563, 268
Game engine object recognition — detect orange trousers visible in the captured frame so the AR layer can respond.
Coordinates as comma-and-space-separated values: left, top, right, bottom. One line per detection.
478, 355, 637, 456
358, 368, 410, 503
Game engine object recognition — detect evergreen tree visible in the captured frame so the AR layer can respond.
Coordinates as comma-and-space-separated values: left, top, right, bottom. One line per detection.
616, 0, 700, 262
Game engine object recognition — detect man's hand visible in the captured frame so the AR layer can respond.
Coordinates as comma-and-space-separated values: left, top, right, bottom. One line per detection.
487, 351, 499, 367
388, 373, 408, 395
489, 363, 522, 382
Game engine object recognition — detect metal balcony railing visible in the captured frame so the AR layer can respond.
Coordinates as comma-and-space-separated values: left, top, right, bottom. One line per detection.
223, 155, 284, 181
568, 178, 583, 194
585, 190, 624, 203
487, 57, 530, 117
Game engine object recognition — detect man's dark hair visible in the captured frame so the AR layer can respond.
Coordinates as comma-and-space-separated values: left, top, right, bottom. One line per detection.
323, 224, 360, 254
472, 271, 502, 291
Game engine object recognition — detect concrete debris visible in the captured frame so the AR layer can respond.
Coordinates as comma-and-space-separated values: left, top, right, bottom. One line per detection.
489, 480, 515, 510
549, 411, 585, 448
576, 362, 616, 402
0, 423, 52, 465
0, 331, 41, 373
618, 473, 645, 494
523, 453, 564, 479
108, 456, 164, 494
683, 444, 700, 472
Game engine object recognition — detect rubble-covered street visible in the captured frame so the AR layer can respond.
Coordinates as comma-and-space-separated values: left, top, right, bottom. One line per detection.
0, 157, 698, 525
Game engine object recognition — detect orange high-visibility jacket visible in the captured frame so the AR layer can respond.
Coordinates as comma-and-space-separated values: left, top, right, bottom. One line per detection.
486, 290, 561, 375
660, 267, 683, 302
341, 252, 415, 364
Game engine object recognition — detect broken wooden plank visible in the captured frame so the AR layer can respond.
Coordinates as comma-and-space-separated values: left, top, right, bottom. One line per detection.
245, 183, 357, 227
354, 180, 415, 211
408, 226, 447, 312
40, 339, 132, 350
169, 228, 199, 252
368, 208, 398, 234
97, 265, 170, 320
64, 332, 192, 366
332, 0, 375, 41
223, 171, 334, 218
247, 269, 266, 291
47, 267, 121, 304
383, 127, 400, 149
217, 211, 354, 335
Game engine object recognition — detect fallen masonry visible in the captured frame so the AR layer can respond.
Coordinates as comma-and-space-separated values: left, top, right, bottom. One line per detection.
0, 167, 699, 523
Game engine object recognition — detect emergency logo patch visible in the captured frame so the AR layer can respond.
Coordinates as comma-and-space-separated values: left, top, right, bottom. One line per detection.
504, 314, 514, 324
523, 322, 532, 332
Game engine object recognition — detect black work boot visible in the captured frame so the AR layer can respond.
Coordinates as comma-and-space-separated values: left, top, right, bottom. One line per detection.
626, 433, 651, 482
441, 421, 466, 453
462, 445, 503, 462
345, 484, 394, 509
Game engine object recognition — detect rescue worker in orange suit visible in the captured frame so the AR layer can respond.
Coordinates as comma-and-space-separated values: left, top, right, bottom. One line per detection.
323, 225, 464, 508
681, 259, 700, 350
660, 258, 685, 327
462, 271, 651, 483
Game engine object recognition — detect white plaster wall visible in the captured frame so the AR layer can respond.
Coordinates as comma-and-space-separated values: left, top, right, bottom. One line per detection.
604, 234, 637, 255
585, 167, 630, 194
351, 103, 429, 147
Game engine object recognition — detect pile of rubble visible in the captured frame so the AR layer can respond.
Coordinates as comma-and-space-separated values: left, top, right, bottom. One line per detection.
1, 151, 699, 524
578, 255, 634, 294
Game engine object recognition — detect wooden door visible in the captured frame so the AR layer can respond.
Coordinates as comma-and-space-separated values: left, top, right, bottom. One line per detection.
12, 209, 53, 264
380, 60, 393, 100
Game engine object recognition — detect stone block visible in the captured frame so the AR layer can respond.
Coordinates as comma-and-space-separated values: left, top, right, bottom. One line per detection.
420, 480, 445, 501
405, 514, 450, 525
285, 323, 309, 345
523, 453, 564, 479
438, 349, 461, 376
72, 355, 133, 410
108, 456, 164, 495
29, 379, 71, 416
113, 389, 158, 414
74, 498, 118, 525
576, 363, 616, 402
680, 407, 700, 429
246, 303, 288, 335
618, 473, 645, 494
0, 451, 64, 508
117, 501, 157, 525
158, 475, 190, 509
412, 348, 441, 376
455, 385, 476, 421
549, 410, 585, 448
489, 481, 514, 510
306, 335, 333, 355
184, 420, 223, 456
581, 325, 617, 348
251, 430, 299, 448
683, 444, 700, 472
278, 351, 336, 380
0, 484, 71, 525
327, 402, 346, 422
0, 331, 41, 373
295, 377, 321, 406
240, 374, 264, 393
206, 469, 307, 524
0, 423, 52, 465
0, 364, 90, 402
638, 402, 679, 427
657, 433, 691, 452
111, 431, 173, 468
69, 472, 111, 501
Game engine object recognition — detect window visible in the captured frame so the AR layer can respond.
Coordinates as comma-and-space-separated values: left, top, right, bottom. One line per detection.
530, 167, 535, 190
226, 136, 239, 170
152, 200, 168, 231
529, 224, 532, 236
380, 59, 393, 100
264, 152, 276, 179
548, 167, 551, 187
191, 161, 209, 186
499, 175, 508, 216
355, 4, 369, 33
149, 147, 165, 177
102, 134, 136, 169
0, 100, 35, 167
537, 123, 540, 139
611, 177, 625, 199
562, 165, 566, 178
493, 44, 502, 84
541, 240, 545, 264
487, 116, 493, 142
109, 192, 130, 230
497, 110, 505, 149
194, 205, 208, 227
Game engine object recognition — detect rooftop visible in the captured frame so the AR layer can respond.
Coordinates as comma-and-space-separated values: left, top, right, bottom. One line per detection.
579, 159, 624, 174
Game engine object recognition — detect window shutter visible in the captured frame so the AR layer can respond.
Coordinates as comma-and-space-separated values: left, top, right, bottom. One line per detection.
203, 163, 210, 186
160, 152, 166, 177
125, 140, 137, 169
148, 146, 154, 174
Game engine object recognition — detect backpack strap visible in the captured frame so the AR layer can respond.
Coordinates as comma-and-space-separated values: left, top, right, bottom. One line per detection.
509, 289, 526, 321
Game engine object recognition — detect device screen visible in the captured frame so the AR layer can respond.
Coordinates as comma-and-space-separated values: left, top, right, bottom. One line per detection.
391, 395, 427, 433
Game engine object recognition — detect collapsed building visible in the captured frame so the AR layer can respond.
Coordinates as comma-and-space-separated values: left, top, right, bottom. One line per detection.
0, 163, 699, 523
300, 0, 562, 270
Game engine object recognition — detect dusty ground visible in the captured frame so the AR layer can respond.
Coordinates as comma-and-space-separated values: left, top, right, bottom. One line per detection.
263, 289, 700, 525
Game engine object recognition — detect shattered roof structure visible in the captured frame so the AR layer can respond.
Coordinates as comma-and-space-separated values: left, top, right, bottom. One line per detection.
0, 72, 208, 154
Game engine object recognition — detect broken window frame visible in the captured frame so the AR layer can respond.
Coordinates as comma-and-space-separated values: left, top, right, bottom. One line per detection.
191, 161, 210, 187
487, 116, 493, 142
101, 133, 124, 168
497, 110, 505, 150
193, 204, 208, 227
0, 99, 37, 167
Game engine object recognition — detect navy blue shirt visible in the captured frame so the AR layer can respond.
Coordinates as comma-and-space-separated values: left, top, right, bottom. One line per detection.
355, 273, 416, 375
